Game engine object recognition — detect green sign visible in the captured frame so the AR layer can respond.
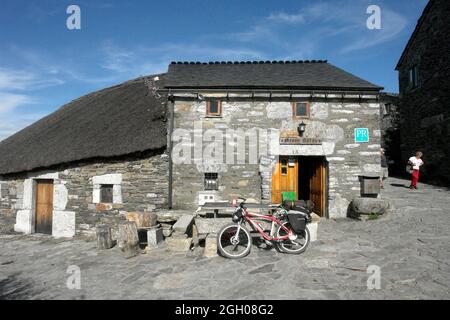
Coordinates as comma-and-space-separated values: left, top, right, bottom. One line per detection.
355, 128, 369, 143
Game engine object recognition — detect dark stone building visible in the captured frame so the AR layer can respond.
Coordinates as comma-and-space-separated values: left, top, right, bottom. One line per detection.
396, 0, 450, 185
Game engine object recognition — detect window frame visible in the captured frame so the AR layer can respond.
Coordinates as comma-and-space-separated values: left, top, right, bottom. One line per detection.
408, 65, 419, 89
206, 99, 222, 117
281, 159, 288, 176
292, 101, 311, 119
204, 173, 219, 191
100, 184, 114, 204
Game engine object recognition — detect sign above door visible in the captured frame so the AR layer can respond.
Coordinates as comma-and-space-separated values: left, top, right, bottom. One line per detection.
280, 137, 322, 145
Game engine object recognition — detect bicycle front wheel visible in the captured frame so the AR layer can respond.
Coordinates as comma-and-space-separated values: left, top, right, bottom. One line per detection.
217, 224, 252, 259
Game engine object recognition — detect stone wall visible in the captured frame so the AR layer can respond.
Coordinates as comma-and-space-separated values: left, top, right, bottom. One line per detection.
172, 98, 382, 218
0, 149, 168, 237
397, 0, 450, 185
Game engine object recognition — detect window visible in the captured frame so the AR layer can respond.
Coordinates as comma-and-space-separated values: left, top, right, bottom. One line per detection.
409, 65, 419, 89
100, 184, 114, 203
281, 159, 288, 175
293, 102, 310, 118
206, 99, 222, 117
204, 173, 219, 190
383, 103, 391, 116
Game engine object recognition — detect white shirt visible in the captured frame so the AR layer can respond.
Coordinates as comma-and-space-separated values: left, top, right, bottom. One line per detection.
409, 157, 424, 170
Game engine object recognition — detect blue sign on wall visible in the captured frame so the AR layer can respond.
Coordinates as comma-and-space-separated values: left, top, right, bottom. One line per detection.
355, 128, 370, 143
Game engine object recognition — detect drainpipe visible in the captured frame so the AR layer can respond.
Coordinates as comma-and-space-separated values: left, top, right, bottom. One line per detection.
167, 95, 174, 209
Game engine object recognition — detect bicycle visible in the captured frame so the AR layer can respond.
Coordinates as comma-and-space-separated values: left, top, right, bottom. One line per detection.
217, 198, 311, 259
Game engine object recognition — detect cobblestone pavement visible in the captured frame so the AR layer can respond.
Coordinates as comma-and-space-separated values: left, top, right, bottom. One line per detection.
1, 177, 449, 300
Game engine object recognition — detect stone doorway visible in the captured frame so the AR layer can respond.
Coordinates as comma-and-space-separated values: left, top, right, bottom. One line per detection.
298, 156, 328, 217
35, 179, 54, 235
272, 156, 328, 217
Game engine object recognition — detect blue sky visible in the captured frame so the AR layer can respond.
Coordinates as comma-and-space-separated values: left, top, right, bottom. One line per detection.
0, 0, 428, 141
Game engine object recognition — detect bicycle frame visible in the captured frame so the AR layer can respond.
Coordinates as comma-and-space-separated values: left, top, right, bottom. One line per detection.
242, 209, 293, 242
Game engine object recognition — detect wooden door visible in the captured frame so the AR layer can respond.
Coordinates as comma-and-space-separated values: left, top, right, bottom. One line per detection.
310, 160, 327, 217
35, 180, 54, 234
272, 157, 298, 204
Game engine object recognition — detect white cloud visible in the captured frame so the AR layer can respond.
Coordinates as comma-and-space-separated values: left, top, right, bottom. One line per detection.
0, 68, 64, 91
267, 12, 305, 24
339, 7, 409, 53
223, 1, 408, 57
0, 69, 35, 90
0, 91, 37, 140
98, 41, 264, 78
0, 92, 33, 113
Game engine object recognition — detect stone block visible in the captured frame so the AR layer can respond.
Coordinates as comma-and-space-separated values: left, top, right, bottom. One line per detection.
329, 194, 350, 219
126, 212, 157, 228
172, 215, 194, 235
162, 228, 173, 238
53, 184, 68, 211
52, 211, 76, 238
311, 103, 329, 119
307, 222, 318, 242
157, 211, 185, 223
172, 232, 188, 239
14, 209, 33, 234
166, 237, 193, 252
147, 227, 164, 247
238, 180, 249, 187
203, 236, 218, 258
96, 203, 113, 211
351, 197, 392, 217
310, 213, 321, 223
195, 218, 230, 235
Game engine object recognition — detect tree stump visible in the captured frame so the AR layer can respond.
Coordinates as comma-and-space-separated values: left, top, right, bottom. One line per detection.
96, 224, 114, 250
118, 221, 140, 258
125, 212, 157, 228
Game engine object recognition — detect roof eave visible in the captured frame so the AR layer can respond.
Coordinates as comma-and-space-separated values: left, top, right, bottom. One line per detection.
163, 86, 383, 92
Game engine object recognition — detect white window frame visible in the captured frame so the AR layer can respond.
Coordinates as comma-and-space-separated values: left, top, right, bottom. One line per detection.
92, 174, 122, 204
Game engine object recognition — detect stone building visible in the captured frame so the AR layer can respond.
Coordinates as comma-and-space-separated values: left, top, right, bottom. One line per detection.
396, 0, 450, 185
0, 77, 169, 237
166, 61, 383, 218
0, 60, 384, 238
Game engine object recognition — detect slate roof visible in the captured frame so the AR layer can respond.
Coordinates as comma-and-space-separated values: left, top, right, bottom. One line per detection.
0, 75, 167, 175
166, 60, 383, 91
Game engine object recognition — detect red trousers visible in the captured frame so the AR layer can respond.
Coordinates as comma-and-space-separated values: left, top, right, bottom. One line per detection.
411, 170, 420, 187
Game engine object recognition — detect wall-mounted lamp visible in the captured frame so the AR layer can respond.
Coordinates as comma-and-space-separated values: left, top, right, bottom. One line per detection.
298, 121, 307, 137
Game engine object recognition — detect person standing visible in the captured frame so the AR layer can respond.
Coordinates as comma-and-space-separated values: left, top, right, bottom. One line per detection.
380, 148, 389, 188
408, 151, 424, 189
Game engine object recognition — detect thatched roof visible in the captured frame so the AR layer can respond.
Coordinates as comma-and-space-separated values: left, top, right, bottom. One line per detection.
0, 75, 167, 175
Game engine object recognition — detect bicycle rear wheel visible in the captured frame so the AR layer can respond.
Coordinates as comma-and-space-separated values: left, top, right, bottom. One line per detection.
217, 224, 252, 259
275, 222, 310, 254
